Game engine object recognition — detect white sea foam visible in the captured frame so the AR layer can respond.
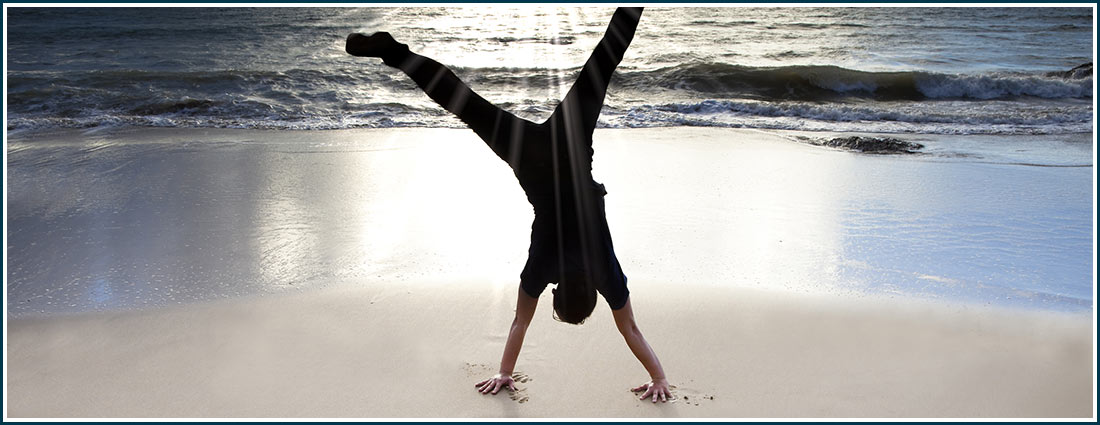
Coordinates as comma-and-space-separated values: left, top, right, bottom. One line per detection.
916, 73, 1093, 100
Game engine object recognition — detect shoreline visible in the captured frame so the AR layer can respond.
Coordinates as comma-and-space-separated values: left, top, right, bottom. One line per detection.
7, 126, 1094, 314
7, 126, 1094, 316
7, 125, 1094, 163
6, 125, 1096, 418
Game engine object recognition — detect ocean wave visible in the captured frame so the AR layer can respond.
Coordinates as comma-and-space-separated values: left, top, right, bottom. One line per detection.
595, 99, 1093, 135
489, 35, 575, 45
454, 62, 1093, 101
6, 63, 1093, 135
643, 99, 1091, 126
617, 62, 1094, 101
6, 112, 458, 132
409, 62, 1095, 102
10, 96, 1089, 135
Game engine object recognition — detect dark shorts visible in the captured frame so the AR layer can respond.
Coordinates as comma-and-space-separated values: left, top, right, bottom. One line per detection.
518, 183, 629, 310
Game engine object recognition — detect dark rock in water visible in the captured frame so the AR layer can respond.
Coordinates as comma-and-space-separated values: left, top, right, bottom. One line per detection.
1051, 62, 1092, 79
816, 136, 924, 154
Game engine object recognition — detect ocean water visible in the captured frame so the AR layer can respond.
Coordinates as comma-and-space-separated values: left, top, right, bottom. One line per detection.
6, 7, 1094, 137
5, 7, 1096, 316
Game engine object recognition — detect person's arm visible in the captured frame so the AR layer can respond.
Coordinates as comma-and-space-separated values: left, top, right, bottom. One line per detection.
612, 297, 672, 403
475, 287, 539, 394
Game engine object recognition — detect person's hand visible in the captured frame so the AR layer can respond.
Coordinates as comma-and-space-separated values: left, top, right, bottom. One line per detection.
632, 378, 672, 403
475, 373, 517, 395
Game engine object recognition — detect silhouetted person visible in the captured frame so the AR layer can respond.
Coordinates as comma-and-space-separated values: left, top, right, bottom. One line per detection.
347, 7, 670, 402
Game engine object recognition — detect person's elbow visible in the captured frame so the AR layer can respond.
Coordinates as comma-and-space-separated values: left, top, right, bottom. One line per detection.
511, 315, 532, 330
616, 319, 640, 338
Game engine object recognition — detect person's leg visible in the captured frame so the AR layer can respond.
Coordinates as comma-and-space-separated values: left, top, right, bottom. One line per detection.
551, 7, 643, 140
551, 6, 643, 226
540, 8, 642, 309
347, 32, 532, 168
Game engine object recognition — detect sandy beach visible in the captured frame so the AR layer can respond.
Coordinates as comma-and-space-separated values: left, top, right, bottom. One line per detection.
7, 280, 1094, 418
5, 127, 1095, 418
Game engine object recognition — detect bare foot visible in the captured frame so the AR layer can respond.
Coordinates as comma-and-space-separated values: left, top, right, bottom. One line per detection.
345, 32, 408, 60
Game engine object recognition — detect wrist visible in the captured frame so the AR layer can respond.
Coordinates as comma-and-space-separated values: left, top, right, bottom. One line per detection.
651, 377, 668, 384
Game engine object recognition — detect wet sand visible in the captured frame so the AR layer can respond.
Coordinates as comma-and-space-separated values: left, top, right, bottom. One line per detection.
5, 127, 1095, 418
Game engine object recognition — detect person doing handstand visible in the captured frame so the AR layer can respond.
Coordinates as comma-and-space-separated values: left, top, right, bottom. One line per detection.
346, 7, 671, 402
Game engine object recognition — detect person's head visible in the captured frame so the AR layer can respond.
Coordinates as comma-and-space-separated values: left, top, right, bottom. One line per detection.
552, 273, 598, 325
